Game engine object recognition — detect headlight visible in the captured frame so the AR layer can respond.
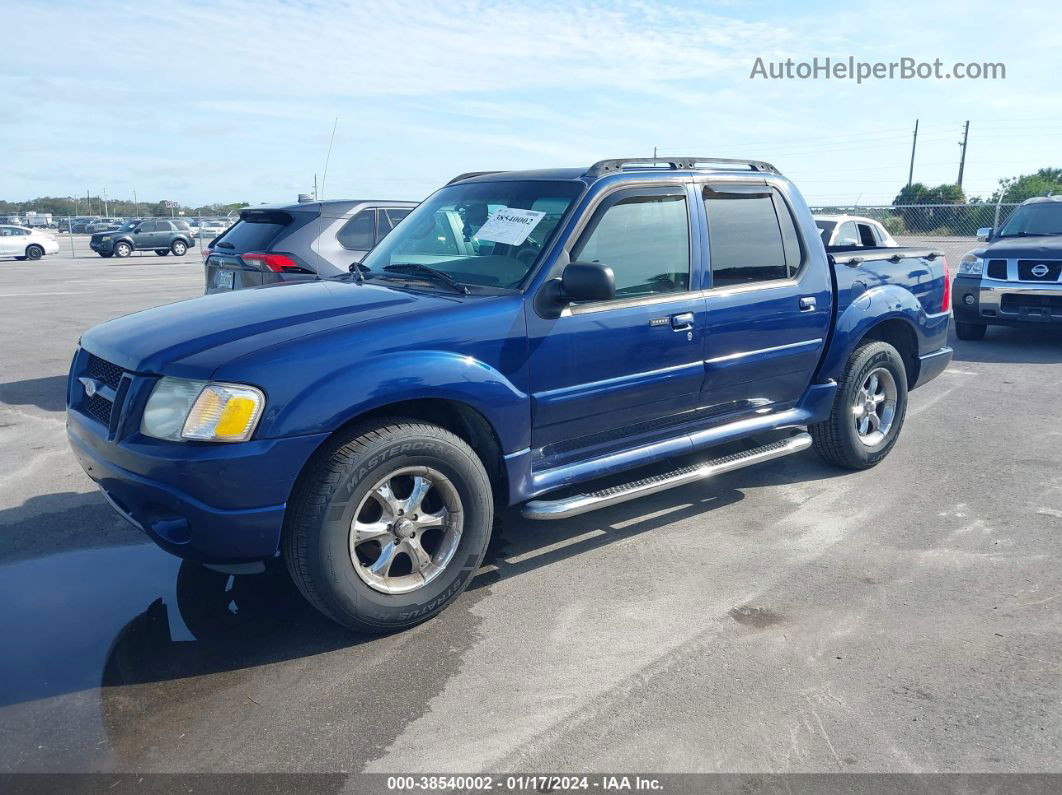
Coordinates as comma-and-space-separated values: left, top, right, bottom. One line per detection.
141, 377, 265, 442
958, 254, 983, 275
101, 236, 111, 242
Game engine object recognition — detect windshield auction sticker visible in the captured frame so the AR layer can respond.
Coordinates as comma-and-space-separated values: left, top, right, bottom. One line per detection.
474, 208, 546, 245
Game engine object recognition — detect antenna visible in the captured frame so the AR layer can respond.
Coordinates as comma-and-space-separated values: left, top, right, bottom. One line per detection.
319, 117, 338, 201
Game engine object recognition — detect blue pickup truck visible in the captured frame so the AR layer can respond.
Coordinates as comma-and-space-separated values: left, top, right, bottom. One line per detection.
67, 157, 952, 631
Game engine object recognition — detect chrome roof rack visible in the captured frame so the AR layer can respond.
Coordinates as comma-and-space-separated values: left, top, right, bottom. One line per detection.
584, 157, 780, 178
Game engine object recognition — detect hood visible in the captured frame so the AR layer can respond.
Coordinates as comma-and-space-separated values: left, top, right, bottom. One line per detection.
79, 280, 458, 376
981, 235, 1062, 259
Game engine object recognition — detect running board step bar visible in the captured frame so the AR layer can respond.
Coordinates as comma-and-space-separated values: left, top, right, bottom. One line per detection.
522, 433, 813, 520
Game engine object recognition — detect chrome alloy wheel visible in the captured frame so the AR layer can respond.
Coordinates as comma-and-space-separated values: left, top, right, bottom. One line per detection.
348, 466, 463, 595
852, 367, 897, 447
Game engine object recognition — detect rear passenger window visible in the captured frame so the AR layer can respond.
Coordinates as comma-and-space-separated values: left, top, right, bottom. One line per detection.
704, 188, 802, 287
338, 211, 375, 250
572, 190, 690, 299
857, 224, 876, 246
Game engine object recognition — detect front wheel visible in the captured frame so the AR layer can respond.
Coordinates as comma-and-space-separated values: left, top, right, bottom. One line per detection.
811, 340, 908, 470
114, 241, 132, 258
25, 245, 44, 261
955, 321, 987, 341
171, 240, 188, 256
283, 419, 494, 632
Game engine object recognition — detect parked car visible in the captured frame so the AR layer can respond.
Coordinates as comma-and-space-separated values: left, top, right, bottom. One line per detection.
0, 225, 60, 260
89, 219, 195, 258
952, 195, 1062, 340
814, 214, 898, 248
0, 214, 25, 226
70, 217, 101, 234
86, 218, 124, 234
204, 199, 415, 293
196, 220, 229, 239
67, 156, 952, 632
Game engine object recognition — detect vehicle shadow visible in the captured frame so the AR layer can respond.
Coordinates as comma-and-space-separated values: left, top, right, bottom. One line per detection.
471, 447, 847, 592
950, 326, 1062, 364
0, 374, 68, 412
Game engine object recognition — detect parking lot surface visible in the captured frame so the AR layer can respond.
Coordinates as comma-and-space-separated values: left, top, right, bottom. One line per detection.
0, 248, 1060, 774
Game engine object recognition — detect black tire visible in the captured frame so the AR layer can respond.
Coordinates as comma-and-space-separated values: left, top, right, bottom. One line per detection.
25, 245, 44, 261
171, 239, 188, 256
114, 241, 132, 258
810, 340, 908, 470
955, 321, 987, 341
155, 249, 169, 256
283, 419, 493, 632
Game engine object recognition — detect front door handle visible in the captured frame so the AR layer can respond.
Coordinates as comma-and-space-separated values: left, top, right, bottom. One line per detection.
799, 296, 817, 312
670, 312, 695, 330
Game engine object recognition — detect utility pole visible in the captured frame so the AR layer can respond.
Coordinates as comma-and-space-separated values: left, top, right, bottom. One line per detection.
957, 120, 970, 189
907, 119, 918, 187
653, 146, 657, 159
133, 188, 139, 218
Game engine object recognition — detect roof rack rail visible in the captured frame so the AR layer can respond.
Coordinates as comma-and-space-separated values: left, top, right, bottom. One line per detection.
584, 157, 780, 178
447, 171, 505, 185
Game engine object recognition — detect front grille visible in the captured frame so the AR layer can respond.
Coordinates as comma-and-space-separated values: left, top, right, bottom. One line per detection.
1001, 294, 1062, 313
87, 354, 124, 390
84, 392, 115, 425
1017, 260, 1062, 281
986, 259, 1007, 280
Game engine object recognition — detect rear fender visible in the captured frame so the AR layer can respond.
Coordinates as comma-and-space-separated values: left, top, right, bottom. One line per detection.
817, 284, 925, 384
263, 350, 530, 453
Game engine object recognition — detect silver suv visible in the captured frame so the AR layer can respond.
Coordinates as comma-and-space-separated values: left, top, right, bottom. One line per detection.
204, 199, 416, 293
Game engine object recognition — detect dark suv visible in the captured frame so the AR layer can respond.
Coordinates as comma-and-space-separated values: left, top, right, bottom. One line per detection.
90, 219, 195, 258
952, 196, 1062, 339
204, 199, 415, 293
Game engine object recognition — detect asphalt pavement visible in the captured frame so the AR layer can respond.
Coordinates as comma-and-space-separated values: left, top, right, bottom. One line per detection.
0, 246, 1059, 775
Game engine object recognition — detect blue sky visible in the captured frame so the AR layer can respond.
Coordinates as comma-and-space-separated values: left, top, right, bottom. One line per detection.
4, 0, 1060, 207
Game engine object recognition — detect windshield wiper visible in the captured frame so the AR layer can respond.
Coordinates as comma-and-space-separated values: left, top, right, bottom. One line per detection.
381, 263, 470, 294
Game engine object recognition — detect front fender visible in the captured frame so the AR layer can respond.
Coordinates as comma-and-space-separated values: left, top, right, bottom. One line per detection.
817, 284, 927, 384
262, 350, 530, 453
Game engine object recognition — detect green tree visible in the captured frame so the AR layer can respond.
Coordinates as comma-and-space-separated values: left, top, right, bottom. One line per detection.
991, 168, 1062, 203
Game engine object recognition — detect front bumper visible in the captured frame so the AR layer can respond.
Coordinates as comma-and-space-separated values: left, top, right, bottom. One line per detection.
953, 275, 1062, 327
89, 239, 114, 254
67, 409, 328, 564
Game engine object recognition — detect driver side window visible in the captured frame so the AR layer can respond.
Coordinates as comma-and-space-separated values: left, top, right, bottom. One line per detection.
571, 191, 690, 300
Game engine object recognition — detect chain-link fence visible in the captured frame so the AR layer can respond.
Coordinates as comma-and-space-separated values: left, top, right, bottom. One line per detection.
809, 203, 1020, 237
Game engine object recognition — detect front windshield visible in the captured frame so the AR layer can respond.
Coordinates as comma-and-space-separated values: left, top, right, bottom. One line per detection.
998, 203, 1062, 237
360, 180, 584, 289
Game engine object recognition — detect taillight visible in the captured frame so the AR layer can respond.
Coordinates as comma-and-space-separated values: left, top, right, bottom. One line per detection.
940, 256, 951, 312
240, 251, 311, 273
201, 246, 213, 262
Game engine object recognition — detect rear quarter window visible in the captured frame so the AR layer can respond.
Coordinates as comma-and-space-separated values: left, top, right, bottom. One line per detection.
215, 216, 289, 253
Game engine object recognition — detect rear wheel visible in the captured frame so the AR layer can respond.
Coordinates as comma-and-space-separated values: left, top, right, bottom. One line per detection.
284, 419, 493, 632
155, 249, 169, 257
114, 241, 132, 258
171, 240, 188, 256
955, 321, 987, 341
811, 340, 908, 470
25, 245, 44, 261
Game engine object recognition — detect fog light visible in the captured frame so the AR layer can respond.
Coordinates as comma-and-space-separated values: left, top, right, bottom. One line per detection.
963, 294, 975, 305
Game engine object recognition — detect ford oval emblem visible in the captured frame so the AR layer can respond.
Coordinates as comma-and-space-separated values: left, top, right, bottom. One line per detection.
78, 376, 103, 398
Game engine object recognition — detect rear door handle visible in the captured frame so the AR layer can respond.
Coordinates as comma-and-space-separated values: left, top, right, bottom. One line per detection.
799, 297, 816, 312
670, 312, 695, 330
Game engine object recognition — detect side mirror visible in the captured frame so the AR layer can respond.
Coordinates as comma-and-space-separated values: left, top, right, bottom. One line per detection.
562, 261, 615, 302
976, 226, 992, 241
